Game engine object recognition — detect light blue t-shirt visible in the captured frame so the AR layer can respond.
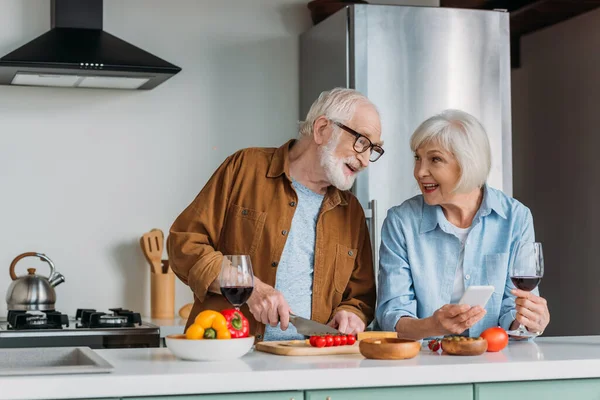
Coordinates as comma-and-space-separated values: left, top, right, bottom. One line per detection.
263, 179, 324, 341
376, 185, 538, 338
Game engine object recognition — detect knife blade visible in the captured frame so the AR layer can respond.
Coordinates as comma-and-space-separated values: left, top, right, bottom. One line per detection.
289, 313, 339, 336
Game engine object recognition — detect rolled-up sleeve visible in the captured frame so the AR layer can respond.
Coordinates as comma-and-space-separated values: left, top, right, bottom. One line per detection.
376, 209, 417, 332
499, 208, 539, 330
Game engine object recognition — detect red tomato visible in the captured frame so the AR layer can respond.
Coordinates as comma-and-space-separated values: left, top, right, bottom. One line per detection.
315, 337, 326, 348
346, 335, 356, 345
480, 327, 509, 352
427, 339, 441, 352
339, 335, 348, 346
333, 335, 341, 346
309, 336, 318, 347
324, 335, 334, 347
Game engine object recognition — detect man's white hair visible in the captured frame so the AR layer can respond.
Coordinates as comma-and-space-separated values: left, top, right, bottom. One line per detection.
299, 88, 378, 137
410, 109, 491, 193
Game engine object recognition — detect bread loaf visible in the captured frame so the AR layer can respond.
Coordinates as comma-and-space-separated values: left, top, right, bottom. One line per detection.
178, 303, 193, 319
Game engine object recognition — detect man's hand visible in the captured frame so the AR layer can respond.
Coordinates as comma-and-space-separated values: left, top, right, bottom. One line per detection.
432, 304, 486, 336
511, 289, 550, 333
328, 310, 365, 335
246, 277, 291, 330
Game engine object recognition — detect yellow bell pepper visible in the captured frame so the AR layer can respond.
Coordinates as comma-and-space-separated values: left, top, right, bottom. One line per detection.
192, 310, 232, 340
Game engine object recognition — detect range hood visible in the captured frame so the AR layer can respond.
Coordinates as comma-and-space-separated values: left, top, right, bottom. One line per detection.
0, 0, 182, 90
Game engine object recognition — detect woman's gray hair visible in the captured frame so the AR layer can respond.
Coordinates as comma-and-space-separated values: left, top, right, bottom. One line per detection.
410, 109, 491, 193
299, 88, 377, 137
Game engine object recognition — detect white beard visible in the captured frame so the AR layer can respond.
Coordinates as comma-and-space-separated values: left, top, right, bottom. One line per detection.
319, 133, 361, 191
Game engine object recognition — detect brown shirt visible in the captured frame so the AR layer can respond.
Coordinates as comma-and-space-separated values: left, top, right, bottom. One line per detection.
167, 140, 375, 341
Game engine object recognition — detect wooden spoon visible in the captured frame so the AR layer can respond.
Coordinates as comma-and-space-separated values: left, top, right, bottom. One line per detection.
140, 229, 164, 274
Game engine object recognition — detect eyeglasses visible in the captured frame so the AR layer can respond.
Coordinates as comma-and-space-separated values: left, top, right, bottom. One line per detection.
332, 121, 384, 162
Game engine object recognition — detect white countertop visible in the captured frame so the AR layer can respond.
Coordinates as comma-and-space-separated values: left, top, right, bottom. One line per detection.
2, 336, 600, 400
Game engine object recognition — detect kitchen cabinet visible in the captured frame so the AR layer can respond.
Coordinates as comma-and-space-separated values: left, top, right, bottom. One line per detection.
125, 392, 303, 400
474, 379, 600, 400
305, 384, 473, 400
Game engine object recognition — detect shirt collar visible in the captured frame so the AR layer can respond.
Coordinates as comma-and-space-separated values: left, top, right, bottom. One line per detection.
266, 139, 348, 207
266, 139, 294, 179
478, 184, 507, 220
420, 202, 442, 234
419, 184, 506, 234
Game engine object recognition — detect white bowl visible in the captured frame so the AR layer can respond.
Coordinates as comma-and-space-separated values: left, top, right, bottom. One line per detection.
165, 334, 254, 361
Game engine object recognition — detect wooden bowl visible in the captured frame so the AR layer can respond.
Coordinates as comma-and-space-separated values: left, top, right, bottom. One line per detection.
441, 336, 488, 356
359, 338, 421, 360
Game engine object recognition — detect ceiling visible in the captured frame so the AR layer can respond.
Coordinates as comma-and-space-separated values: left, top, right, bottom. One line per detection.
440, 0, 600, 67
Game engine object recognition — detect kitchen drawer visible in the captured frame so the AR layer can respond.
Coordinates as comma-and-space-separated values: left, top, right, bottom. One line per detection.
305, 384, 473, 400
125, 391, 303, 400
475, 379, 600, 400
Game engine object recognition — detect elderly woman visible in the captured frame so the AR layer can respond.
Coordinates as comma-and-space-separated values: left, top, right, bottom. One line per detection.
376, 110, 550, 339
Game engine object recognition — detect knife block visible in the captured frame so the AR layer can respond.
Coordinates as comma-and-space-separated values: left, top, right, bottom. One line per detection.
150, 260, 175, 319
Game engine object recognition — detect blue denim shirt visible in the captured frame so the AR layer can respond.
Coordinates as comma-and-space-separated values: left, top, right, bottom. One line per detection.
376, 185, 538, 338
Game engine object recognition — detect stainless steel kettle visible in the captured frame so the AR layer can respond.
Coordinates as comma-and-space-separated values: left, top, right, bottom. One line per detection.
6, 252, 65, 311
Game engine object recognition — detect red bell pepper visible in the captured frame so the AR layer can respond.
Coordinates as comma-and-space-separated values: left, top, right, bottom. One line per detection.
220, 309, 250, 338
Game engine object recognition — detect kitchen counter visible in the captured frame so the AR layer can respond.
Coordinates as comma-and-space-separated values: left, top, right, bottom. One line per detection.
2, 336, 600, 400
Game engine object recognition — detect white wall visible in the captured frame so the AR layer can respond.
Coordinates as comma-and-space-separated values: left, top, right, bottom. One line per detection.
0, 0, 436, 320
512, 7, 600, 335
0, 0, 312, 318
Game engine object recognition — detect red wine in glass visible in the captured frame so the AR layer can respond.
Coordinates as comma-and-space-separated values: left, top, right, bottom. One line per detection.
507, 242, 544, 338
510, 276, 542, 292
220, 286, 253, 308
219, 255, 254, 310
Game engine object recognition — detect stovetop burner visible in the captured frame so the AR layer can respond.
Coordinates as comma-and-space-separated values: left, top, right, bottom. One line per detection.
1, 307, 160, 349
76, 308, 142, 329
7, 310, 69, 330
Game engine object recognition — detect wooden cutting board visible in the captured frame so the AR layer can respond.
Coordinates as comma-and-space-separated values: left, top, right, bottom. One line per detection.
255, 340, 360, 356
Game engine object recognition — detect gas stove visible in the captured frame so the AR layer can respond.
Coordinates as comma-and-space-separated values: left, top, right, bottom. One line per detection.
0, 308, 160, 349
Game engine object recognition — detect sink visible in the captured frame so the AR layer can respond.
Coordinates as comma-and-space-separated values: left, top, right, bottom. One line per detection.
0, 347, 114, 376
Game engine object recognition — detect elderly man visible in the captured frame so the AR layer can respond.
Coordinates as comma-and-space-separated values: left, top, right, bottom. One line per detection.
167, 88, 383, 341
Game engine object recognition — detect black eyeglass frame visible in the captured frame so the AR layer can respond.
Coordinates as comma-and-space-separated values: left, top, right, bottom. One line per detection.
332, 121, 384, 162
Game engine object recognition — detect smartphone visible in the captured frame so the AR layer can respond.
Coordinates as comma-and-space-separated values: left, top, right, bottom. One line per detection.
457, 285, 495, 308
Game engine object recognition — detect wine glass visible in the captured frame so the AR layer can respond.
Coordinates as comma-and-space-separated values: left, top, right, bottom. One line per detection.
219, 255, 254, 310
507, 241, 544, 338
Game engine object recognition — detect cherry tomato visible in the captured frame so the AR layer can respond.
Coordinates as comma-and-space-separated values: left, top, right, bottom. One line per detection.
346, 334, 356, 345
333, 335, 341, 346
315, 337, 326, 348
480, 327, 508, 352
309, 336, 319, 347
339, 335, 348, 346
324, 335, 334, 347
428, 339, 441, 352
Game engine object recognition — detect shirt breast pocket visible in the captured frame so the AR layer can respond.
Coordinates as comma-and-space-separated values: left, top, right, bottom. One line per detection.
333, 244, 358, 294
221, 204, 267, 256
484, 253, 509, 294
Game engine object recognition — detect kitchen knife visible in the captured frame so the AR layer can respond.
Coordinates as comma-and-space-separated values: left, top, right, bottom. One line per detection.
289, 313, 339, 336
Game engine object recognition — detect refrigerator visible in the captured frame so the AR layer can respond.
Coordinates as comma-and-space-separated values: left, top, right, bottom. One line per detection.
300, 4, 513, 275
